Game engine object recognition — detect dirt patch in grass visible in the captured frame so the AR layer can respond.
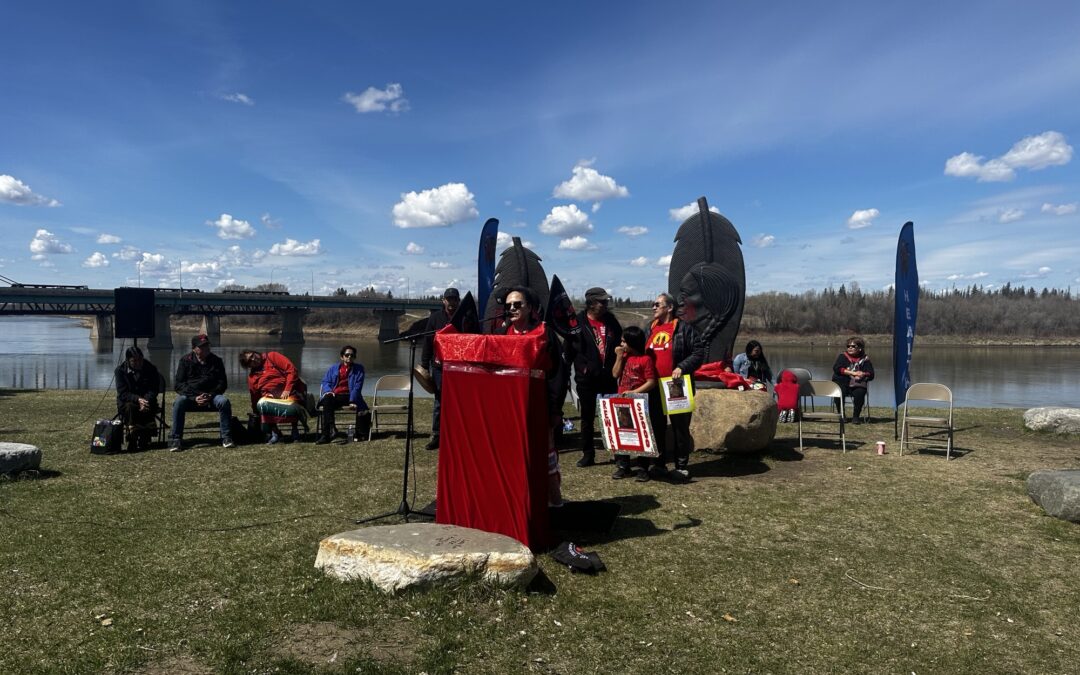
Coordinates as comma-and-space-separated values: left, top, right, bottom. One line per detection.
273, 620, 425, 667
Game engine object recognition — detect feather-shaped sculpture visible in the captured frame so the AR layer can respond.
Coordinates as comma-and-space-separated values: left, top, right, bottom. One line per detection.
477, 218, 499, 317
450, 291, 480, 333
546, 274, 580, 339
483, 236, 550, 333
667, 196, 745, 363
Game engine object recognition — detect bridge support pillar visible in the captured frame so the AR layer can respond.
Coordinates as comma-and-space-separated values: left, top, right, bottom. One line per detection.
90, 313, 114, 340
277, 308, 307, 344
199, 314, 221, 343
374, 309, 405, 342
147, 307, 174, 350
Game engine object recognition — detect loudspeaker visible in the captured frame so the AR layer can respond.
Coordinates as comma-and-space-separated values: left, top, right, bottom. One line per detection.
114, 287, 156, 339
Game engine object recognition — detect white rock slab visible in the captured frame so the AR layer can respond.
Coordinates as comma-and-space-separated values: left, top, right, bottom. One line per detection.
0, 442, 42, 475
1024, 407, 1080, 434
315, 523, 538, 593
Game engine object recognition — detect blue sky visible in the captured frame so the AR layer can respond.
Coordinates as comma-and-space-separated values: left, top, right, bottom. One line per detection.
3, 1, 1079, 300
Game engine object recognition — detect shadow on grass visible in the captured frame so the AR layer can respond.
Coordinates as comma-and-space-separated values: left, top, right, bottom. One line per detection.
691, 452, 770, 478
1, 468, 63, 481
552, 493, 679, 547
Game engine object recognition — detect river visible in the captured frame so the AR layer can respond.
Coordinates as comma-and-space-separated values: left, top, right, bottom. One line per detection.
2, 317, 1078, 408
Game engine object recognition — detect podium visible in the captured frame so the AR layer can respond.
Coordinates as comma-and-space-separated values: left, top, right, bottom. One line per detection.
434, 327, 552, 551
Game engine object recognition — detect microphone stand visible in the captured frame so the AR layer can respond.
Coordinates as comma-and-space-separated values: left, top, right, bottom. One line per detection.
354, 308, 509, 525
355, 328, 438, 524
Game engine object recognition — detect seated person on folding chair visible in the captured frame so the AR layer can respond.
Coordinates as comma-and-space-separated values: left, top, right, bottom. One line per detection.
240, 349, 309, 444
170, 334, 233, 451
315, 345, 370, 444
831, 336, 874, 424
114, 345, 161, 451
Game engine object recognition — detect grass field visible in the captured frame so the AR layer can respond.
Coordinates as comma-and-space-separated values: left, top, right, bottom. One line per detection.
2, 388, 1079, 674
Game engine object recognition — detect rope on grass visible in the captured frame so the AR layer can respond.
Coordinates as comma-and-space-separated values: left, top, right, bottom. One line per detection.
844, 569, 895, 591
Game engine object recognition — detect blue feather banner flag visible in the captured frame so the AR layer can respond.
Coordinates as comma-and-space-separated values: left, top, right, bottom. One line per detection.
893, 221, 918, 408
477, 218, 499, 318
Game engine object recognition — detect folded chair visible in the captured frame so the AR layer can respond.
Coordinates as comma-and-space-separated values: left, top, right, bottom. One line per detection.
900, 383, 954, 459
368, 374, 411, 440
798, 380, 847, 452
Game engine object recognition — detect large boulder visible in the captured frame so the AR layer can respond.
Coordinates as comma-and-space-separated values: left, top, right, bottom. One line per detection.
1027, 470, 1080, 523
690, 388, 778, 453
315, 523, 537, 593
1024, 408, 1080, 435
0, 442, 42, 476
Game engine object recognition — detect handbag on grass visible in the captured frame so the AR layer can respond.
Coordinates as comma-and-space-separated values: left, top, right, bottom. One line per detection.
90, 416, 124, 455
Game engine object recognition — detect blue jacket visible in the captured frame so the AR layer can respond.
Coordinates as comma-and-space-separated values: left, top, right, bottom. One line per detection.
320, 363, 368, 411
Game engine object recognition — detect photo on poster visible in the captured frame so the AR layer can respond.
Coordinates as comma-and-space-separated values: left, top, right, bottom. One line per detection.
660, 374, 695, 415
598, 394, 658, 457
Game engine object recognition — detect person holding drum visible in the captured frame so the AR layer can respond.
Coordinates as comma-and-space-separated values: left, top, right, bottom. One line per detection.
239, 349, 308, 443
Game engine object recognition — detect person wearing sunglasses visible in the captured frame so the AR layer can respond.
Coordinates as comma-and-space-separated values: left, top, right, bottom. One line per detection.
495, 286, 567, 506
315, 345, 370, 444
831, 336, 874, 423
563, 286, 623, 467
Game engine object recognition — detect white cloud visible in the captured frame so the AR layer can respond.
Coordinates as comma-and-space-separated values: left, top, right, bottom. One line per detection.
429, 261, 451, 269
999, 208, 1024, 223
138, 252, 170, 274
552, 162, 629, 206
1021, 266, 1052, 279
630, 256, 649, 267
669, 202, 720, 222
846, 208, 879, 229
617, 226, 648, 238
1041, 202, 1078, 216
945, 131, 1073, 182
539, 204, 592, 236
657, 254, 672, 266
392, 182, 478, 228
29, 229, 73, 256
269, 238, 321, 256
343, 83, 409, 113
971, 272, 990, 279
180, 260, 226, 276
946, 272, 989, 281
220, 92, 254, 106
404, 242, 425, 255
752, 234, 776, 247
260, 213, 282, 229
558, 236, 592, 251
114, 245, 142, 261
96, 233, 121, 244
209, 213, 256, 240
1, 175, 60, 207
82, 252, 109, 268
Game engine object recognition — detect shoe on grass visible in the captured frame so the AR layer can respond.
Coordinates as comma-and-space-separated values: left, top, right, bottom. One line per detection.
222, 437, 235, 448
669, 468, 690, 484
266, 432, 281, 445
634, 468, 651, 482
425, 438, 440, 451
611, 466, 631, 480
576, 455, 595, 468
315, 435, 331, 445
167, 438, 183, 452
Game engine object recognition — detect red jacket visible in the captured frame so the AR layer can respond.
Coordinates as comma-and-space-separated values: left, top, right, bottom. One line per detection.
774, 370, 800, 410
247, 351, 303, 411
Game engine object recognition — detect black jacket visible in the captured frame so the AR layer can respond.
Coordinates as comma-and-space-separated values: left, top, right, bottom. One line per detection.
421, 309, 452, 370
495, 322, 567, 416
115, 360, 161, 410
564, 310, 622, 388
174, 351, 228, 397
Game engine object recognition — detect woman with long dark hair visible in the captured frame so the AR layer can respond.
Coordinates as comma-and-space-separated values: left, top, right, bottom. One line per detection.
732, 339, 773, 389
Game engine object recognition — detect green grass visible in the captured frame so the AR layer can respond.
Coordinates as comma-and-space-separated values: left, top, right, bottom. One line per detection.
2, 389, 1080, 673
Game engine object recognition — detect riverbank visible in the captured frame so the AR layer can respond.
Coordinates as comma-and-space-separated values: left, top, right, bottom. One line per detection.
3, 389, 1079, 672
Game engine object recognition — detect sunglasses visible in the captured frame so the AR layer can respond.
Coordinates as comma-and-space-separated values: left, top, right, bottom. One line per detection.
846, 344, 859, 349
342, 353, 356, 358
504, 301, 525, 310
652, 302, 666, 308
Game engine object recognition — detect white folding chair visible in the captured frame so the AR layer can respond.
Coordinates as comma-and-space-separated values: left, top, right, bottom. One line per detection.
900, 383, 954, 459
368, 374, 411, 440
798, 380, 847, 452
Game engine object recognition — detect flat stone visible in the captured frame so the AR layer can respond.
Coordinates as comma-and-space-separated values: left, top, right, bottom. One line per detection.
315, 523, 538, 593
1027, 470, 1080, 523
0, 442, 42, 475
690, 389, 778, 453
1024, 407, 1080, 435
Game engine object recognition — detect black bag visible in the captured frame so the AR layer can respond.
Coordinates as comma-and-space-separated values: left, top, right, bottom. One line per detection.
229, 415, 252, 445
551, 541, 606, 574
90, 417, 124, 455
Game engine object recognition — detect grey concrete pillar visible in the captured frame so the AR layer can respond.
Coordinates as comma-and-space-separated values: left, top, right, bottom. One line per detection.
147, 306, 174, 350
199, 314, 221, 343
277, 308, 307, 344
374, 308, 405, 342
90, 313, 114, 339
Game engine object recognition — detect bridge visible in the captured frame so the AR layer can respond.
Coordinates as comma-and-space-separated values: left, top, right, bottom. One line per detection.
0, 286, 442, 348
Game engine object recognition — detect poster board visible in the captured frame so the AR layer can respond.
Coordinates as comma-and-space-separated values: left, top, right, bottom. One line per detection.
660, 374, 695, 415
598, 394, 658, 457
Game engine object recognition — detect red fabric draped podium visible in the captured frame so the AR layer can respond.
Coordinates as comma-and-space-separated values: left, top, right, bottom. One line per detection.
434, 327, 552, 551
